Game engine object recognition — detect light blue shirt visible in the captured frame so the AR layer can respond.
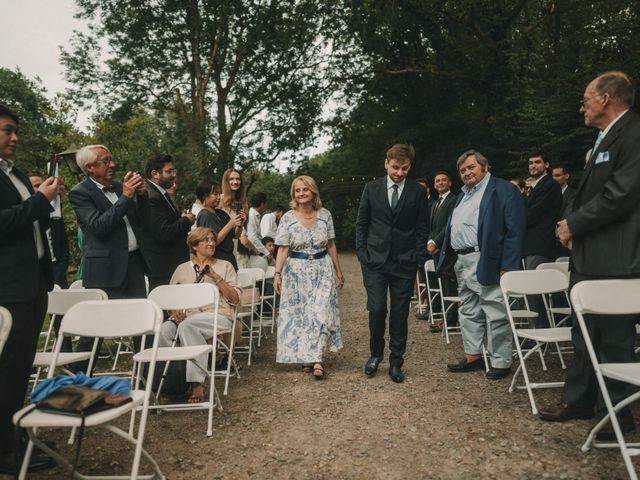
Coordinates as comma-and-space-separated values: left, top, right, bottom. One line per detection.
450, 172, 492, 250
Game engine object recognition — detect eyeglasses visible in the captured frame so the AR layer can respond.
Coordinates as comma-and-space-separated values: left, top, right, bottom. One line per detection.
95, 158, 113, 166
580, 93, 604, 107
199, 237, 215, 244
162, 168, 177, 174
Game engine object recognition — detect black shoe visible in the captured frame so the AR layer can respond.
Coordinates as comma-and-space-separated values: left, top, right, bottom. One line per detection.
486, 366, 511, 380
364, 357, 382, 376
538, 402, 595, 422
389, 365, 405, 383
595, 411, 637, 441
0, 451, 55, 475
447, 357, 485, 373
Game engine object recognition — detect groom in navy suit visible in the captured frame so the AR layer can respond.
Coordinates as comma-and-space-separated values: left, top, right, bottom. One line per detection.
438, 150, 525, 380
356, 144, 429, 383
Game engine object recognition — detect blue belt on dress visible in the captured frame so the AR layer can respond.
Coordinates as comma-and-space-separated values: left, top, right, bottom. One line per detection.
289, 250, 327, 260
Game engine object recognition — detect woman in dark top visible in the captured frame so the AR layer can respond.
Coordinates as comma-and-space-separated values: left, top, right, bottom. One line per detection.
196, 180, 243, 270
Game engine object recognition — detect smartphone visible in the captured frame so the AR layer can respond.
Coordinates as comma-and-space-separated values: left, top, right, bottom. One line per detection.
48, 155, 59, 178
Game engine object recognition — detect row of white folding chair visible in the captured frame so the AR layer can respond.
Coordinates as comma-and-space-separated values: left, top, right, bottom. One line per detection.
0, 306, 11, 357
500, 269, 573, 415
236, 268, 265, 365
134, 282, 223, 436
14, 298, 164, 480
571, 279, 640, 480
261, 266, 279, 334
536, 261, 572, 329
424, 259, 461, 344
411, 270, 428, 315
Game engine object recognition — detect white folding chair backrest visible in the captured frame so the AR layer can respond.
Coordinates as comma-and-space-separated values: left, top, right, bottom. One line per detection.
500, 269, 568, 296
0, 307, 12, 357
571, 279, 640, 316
425, 259, 436, 274
555, 256, 569, 263
536, 262, 570, 280
239, 267, 265, 285
47, 289, 108, 315
148, 283, 217, 310
238, 271, 255, 289
265, 266, 276, 279
68, 279, 84, 289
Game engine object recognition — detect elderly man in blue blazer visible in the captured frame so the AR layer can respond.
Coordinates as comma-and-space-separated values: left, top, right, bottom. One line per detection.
438, 150, 525, 380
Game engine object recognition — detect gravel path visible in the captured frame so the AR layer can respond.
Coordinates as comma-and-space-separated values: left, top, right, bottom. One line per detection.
23, 253, 630, 479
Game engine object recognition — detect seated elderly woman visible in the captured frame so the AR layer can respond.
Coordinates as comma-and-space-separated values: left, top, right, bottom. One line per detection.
160, 227, 241, 403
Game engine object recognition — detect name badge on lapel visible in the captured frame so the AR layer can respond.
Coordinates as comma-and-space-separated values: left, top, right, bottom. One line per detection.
594, 151, 610, 165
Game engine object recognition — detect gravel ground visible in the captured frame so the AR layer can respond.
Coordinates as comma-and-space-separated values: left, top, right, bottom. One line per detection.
17, 253, 633, 479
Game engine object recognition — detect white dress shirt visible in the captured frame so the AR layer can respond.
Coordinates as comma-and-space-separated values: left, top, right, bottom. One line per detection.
260, 212, 278, 239
386, 176, 406, 206
247, 207, 270, 256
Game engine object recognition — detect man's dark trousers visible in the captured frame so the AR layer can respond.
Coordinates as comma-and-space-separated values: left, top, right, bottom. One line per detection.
562, 270, 638, 416
0, 263, 48, 453
363, 259, 415, 367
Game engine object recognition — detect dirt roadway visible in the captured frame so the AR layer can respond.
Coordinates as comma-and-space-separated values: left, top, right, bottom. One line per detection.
24, 253, 630, 479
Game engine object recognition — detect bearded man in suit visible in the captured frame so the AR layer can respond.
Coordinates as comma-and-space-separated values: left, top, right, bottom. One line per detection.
539, 72, 640, 440
69, 145, 150, 372
356, 144, 429, 383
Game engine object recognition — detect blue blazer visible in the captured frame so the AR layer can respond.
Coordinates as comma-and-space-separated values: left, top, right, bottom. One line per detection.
437, 175, 525, 286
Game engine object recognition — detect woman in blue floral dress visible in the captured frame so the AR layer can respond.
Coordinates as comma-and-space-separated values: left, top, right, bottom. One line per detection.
273, 175, 344, 379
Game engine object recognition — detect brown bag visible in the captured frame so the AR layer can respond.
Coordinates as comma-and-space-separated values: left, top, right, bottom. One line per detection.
36, 385, 109, 416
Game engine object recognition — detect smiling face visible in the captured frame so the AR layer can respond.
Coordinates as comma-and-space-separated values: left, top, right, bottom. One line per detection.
204, 188, 221, 209
228, 171, 242, 192
0, 116, 18, 159
194, 233, 216, 258
293, 180, 314, 207
433, 174, 451, 195
528, 156, 548, 179
458, 155, 487, 188
86, 147, 116, 185
384, 157, 411, 184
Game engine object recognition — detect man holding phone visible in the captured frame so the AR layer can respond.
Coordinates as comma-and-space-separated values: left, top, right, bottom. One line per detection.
69, 144, 150, 373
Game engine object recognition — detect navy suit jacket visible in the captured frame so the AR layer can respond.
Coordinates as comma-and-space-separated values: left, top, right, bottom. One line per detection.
69, 177, 150, 289
0, 166, 54, 302
355, 177, 429, 278
438, 175, 526, 286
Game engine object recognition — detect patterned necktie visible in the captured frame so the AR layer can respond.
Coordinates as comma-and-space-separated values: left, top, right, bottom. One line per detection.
591, 131, 605, 159
391, 184, 399, 209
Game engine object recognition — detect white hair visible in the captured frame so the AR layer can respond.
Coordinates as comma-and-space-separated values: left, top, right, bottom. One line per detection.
76, 145, 110, 174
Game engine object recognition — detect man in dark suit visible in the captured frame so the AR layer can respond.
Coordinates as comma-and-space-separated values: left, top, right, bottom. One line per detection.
539, 72, 640, 438
356, 144, 429, 383
439, 150, 525, 380
425, 171, 458, 329
551, 165, 576, 217
69, 144, 150, 372
0, 105, 61, 474
140, 154, 194, 291
523, 153, 563, 327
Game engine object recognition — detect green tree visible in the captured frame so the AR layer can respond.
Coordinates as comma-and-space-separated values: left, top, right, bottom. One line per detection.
62, 0, 334, 177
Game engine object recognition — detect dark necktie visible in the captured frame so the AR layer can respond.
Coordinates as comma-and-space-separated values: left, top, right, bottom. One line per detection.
102, 184, 115, 193
164, 192, 179, 214
391, 184, 399, 210
433, 196, 443, 217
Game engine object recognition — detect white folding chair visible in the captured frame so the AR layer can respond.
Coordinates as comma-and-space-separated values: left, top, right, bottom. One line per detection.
500, 270, 573, 415
13, 299, 164, 480
261, 266, 277, 334
236, 268, 264, 364
556, 256, 570, 263
68, 279, 84, 289
33, 289, 109, 386
134, 283, 222, 437
0, 306, 12, 357
424, 259, 461, 344
572, 279, 640, 480
536, 262, 572, 328
412, 270, 427, 315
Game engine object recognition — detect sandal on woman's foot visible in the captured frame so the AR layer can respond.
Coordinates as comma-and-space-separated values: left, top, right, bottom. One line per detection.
188, 383, 207, 403
312, 363, 325, 380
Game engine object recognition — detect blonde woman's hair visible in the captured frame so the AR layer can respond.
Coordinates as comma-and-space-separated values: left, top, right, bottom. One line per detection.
187, 227, 217, 255
290, 175, 322, 210
221, 168, 247, 213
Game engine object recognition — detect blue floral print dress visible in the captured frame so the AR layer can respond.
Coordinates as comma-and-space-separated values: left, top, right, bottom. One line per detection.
274, 208, 342, 363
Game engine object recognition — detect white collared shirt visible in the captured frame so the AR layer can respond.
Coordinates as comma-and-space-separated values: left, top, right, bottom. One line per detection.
247, 207, 270, 256
531, 173, 547, 189
386, 176, 406, 207
89, 177, 138, 252
450, 173, 492, 250
600, 109, 629, 139
0, 157, 45, 259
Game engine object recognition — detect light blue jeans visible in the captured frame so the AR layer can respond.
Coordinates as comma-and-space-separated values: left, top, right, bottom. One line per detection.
454, 252, 512, 369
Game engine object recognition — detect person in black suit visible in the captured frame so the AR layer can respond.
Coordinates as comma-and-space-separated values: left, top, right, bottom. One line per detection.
0, 105, 62, 474
551, 165, 576, 259
539, 72, 640, 438
140, 154, 194, 291
425, 171, 458, 330
356, 144, 429, 383
523, 153, 562, 327
69, 144, 150, 372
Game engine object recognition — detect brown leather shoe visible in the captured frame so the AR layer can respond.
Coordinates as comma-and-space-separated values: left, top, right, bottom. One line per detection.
538, 402, 594, 422
595, 410, 636, 441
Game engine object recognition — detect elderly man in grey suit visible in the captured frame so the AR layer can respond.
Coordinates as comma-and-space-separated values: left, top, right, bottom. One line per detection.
539, 72, 640, 441
69, 145, 150, 372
